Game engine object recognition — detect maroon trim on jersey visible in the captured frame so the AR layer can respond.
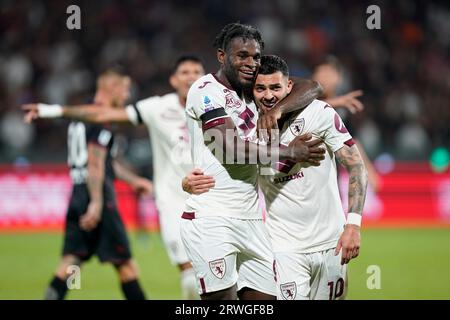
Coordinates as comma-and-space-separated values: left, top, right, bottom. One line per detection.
199, 278, 206, 294
212, 73, 234, 90
344, 138, 355, 147
202, 117, 226, 130
324, 104, 332, 109
181, 212, 196, 220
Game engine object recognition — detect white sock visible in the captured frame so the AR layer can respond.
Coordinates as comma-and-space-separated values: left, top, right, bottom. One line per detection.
181, 268, 200, 300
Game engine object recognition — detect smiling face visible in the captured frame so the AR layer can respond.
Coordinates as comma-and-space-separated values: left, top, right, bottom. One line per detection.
253, 71, 293, 114
218, 37, 261, 91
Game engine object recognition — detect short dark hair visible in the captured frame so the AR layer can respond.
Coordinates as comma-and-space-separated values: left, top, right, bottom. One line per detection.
321, 55, 343, 74
213, 22, 265, 51
100, 63, 127, 78
172, 55, 203, 73
259, 55, 289, 77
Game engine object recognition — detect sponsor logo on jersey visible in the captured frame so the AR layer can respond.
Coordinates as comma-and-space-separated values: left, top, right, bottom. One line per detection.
273, 170, 304, 184
209, 258, 226, 279
280, 282, 297, 300
334, 113, 348, 133
198, 81, 211, 89
289, 118, 305, 136
202, 95, 215, 112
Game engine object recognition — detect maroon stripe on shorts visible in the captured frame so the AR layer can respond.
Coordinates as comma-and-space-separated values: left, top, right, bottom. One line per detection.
181, 211, 196, 220
199, 278, 206, 294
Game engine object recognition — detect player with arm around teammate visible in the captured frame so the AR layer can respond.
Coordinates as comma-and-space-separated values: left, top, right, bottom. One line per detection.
184, 55, 368, 300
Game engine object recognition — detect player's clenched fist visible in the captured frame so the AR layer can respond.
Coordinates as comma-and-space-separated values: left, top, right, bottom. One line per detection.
287, 133, 326, 166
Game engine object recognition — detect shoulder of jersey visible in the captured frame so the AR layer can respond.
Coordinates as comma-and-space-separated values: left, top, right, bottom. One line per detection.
191, 74, 222, 92
160, 92, 179, 106
309, 99, 329, 110
137, 95, 161, 108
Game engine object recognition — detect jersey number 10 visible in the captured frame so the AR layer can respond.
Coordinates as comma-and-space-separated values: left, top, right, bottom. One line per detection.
67, 122, 88, 167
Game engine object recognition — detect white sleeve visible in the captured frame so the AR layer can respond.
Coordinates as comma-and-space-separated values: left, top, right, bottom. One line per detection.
125, 96, 160, 127
125, 105, 139, 125
322, 105, 353, 152
186, 83, 229, 121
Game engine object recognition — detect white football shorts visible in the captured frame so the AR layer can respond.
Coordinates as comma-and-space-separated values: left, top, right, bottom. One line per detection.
181, 215, 276, 296
274, 248, 348, 300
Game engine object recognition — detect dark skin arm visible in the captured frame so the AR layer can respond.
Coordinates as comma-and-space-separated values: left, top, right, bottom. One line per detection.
203, 117, 325, 165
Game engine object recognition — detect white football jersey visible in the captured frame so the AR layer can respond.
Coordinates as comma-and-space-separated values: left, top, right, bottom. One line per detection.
259, 99, 353, 253
125, 93, 192, 209
184, 73, 262, 219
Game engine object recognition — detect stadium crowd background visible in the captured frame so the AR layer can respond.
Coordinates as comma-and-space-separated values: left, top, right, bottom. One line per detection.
0, 0, 449, 173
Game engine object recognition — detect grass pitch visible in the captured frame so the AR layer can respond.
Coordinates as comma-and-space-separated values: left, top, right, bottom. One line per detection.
0, 228, 449, 300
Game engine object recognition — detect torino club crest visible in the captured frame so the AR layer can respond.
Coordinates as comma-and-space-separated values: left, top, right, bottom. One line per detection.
209, 258, 226, 279
289, 118, 305, 136
280, 282, 297, 300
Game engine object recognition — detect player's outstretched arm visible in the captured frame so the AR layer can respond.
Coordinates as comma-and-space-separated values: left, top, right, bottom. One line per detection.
257, 78, 323, 132
79, 143, 107, 231
203, 115, 325, 165
334, 143, 368, 265
22, 103, 131, 124
324, 90, 364, 114
113, 160, 153, 196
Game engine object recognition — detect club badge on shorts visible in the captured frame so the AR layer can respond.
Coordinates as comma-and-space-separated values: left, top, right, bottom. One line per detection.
289, 118, 305, 136
209, 258, 226, 279
280, 282, 297, 300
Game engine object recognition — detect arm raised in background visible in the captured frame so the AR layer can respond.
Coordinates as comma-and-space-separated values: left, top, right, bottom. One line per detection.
113, 161, 153, 196
22, 103, 133, 124
334, 143, 368, 265
324, 90, 364, 114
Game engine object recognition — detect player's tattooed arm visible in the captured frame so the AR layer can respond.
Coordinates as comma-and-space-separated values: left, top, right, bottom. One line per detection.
335, 143, 368, 264
257, 78, 323, 132
79, 143, 107, 231
335, 144, 368, 214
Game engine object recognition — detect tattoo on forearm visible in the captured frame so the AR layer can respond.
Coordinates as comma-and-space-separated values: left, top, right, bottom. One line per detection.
336, 145, 368, 214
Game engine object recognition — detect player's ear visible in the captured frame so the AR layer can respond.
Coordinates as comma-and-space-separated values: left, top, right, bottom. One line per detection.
169, 74, 178, 90
286, 78, 294, 95
217, 49, 225, 65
